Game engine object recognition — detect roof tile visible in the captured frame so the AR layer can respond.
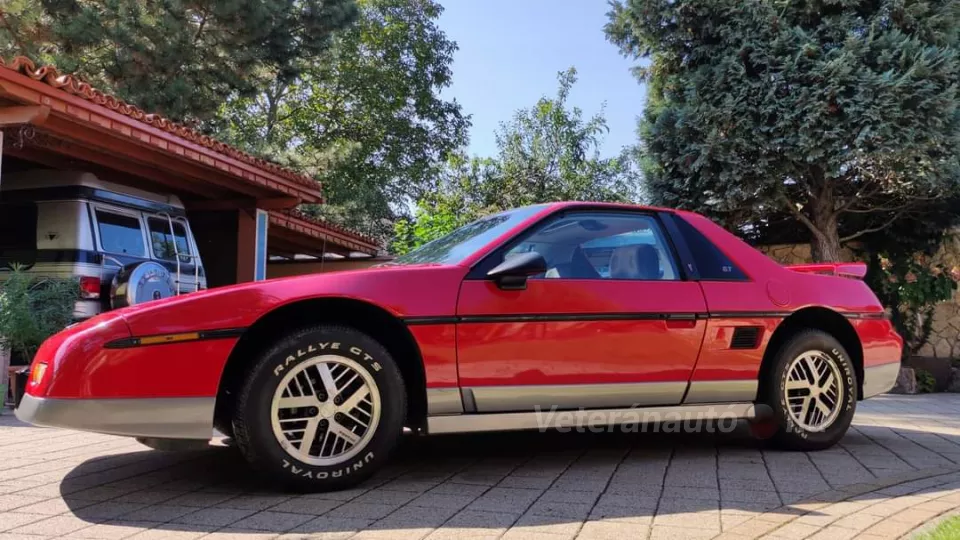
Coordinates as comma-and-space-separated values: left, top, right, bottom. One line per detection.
277, 208, 379, 248
1, 56, 318, 189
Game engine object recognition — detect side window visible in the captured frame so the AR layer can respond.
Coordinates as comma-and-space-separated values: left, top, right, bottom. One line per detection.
95, 210, 145, 256
674, 216, 747, 280
147, 217, 192, 264
0, 203, 37, 250
505, 213, 679, 280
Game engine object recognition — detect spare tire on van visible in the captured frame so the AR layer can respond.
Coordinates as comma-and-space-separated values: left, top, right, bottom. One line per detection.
111, 261, 176, 309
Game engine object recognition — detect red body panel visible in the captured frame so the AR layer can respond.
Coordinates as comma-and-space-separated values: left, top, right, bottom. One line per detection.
456, 279, 707, 386
25, 311, 131, 397
408, 324, 459, 388
852, 319, 904, 368
691, 317, 782, 381
118, 265, 467, 336
25, 202, 902, 416
47, 339, 238, 398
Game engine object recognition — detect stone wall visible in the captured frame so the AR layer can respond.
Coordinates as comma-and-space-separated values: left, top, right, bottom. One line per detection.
758, 233, 960, 359
759, 243, 859, 265
922, 232, 960, 358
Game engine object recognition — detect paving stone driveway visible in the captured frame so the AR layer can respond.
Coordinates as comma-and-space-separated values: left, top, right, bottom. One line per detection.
3, 395, 960, 540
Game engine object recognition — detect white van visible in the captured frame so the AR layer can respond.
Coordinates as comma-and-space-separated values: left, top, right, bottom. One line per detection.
0, 171, 207, 320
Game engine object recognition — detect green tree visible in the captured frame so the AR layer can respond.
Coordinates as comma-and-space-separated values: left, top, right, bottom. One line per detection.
215, 0, 468, 241
392, 68, 642, 253
391, 153, 500, 254
0, 0, 358, 123
606, 0, 960, 261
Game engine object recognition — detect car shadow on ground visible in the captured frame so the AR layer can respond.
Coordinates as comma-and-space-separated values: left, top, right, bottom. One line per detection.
55, 422, 948, 537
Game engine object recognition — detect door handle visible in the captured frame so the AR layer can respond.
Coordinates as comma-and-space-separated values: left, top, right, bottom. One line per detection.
665, 313, 698, 329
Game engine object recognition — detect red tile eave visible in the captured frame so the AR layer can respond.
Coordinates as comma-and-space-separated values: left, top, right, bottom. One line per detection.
0, 58, 322, 203
268, 211, 380, 256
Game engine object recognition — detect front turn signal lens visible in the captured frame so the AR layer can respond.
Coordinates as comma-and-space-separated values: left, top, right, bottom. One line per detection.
29, 362, 48, 386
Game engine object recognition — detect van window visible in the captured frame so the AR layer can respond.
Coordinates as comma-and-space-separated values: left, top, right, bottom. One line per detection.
147, 217, 192, 263
95, 210, 145, 256
0, 203, 37, 250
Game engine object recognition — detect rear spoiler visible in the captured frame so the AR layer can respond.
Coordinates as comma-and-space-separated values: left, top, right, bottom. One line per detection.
785, 262, 867, 279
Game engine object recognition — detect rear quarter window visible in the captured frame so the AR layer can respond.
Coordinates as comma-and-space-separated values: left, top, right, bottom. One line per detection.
95, 210, 146, 256
675, 215, 748, 281
0, 203, 37, 250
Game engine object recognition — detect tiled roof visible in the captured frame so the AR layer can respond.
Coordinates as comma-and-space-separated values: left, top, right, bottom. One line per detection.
0, 56, 318, 189
276, 208, 380, 249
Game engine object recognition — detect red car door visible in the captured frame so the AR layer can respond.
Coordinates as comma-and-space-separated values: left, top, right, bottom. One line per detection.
456, 210, 708, 413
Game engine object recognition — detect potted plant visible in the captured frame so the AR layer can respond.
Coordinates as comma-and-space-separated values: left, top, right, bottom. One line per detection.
0, 267, 79, 410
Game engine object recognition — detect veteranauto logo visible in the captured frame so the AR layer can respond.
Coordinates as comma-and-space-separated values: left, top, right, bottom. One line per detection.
534, 404, 776, 435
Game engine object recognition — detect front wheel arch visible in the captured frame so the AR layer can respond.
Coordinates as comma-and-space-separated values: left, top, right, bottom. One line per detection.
214, 297, 427, 435
758, 307, 864, 402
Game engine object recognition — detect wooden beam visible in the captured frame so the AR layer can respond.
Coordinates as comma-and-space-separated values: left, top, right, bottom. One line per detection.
185, 196, 300, 211
0, 105, 49, 126
6, 144, 222, 199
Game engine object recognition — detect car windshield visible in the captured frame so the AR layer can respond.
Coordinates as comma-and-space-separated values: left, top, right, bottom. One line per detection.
392, 205, 546, 265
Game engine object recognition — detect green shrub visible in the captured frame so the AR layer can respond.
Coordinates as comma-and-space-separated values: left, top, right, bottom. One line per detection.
916, 369, 937, 394
914, 515, 960, 540
866, 255, 958, 359
0, 267, 79, 362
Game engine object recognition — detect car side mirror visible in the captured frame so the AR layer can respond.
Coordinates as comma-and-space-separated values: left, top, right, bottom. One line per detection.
487, 251, 547, 291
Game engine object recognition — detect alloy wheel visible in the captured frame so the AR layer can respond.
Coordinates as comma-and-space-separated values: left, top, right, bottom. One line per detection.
784, 350, 844, 432
270, 355, 381, 466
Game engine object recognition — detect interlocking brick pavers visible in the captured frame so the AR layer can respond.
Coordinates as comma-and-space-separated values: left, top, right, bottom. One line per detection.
5, 394, 960, 539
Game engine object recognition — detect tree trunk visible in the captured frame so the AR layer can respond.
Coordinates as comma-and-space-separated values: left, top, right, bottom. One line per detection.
810, 228, 843, 262
806, 171, 844, 263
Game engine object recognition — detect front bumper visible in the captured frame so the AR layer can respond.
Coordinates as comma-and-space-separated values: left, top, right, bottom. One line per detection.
15, 394, 215, 439
862, 362, 901, 399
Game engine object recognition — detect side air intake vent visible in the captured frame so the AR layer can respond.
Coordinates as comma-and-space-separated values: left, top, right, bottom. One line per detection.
731, 327, 761, 350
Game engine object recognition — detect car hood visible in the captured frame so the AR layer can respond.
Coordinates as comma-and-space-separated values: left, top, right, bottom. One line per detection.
116, 263, 468, 337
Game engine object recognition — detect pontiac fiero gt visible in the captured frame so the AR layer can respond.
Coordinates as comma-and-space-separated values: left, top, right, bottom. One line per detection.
17, 202, 902, 490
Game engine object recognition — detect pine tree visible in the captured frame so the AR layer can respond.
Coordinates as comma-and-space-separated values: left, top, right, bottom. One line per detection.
606, 0, 960, 261
1, 0, 358, 123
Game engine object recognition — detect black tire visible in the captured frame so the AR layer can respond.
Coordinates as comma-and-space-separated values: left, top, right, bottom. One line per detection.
233, 325, 406, 491
763, 329, 857, 451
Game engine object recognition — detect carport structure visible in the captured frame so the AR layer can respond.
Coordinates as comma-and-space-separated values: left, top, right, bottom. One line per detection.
0, 56, 378, 287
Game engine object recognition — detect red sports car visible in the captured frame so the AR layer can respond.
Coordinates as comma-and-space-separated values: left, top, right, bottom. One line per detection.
16, 202, 902, 491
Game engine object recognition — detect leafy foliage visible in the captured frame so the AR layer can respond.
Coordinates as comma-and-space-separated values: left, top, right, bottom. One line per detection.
867, 255, 957, 357
916, 369, 937, 393
393, 68, 641, 254
606, 0, 960, 261
214, 0, 467, 241
861, 202, 960, 357
0, 268, 79, 362
1, 0, 358, 123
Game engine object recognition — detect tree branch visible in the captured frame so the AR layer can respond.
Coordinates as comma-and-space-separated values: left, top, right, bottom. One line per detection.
844, 195, 940, 214
840, 209, 908, 242
779, 193, 826, 241
837, 182, 883, 213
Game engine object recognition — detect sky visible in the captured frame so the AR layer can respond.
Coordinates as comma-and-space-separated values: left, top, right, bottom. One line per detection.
438, 0, 647, 159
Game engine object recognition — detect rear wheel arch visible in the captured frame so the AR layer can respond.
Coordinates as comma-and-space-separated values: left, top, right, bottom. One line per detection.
759, 307, 864, 400
214, 297, 427, 433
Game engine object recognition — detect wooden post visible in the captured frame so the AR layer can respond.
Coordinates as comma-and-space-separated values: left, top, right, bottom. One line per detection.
0, 342, 8, 413
0, 129, 6, 412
